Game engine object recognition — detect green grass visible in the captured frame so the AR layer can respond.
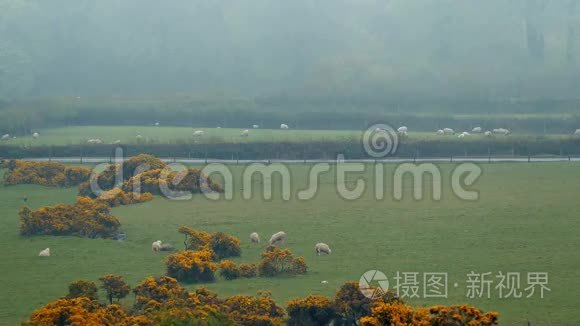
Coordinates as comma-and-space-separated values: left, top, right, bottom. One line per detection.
1, 163, 579, 324
4, 125, 576, 147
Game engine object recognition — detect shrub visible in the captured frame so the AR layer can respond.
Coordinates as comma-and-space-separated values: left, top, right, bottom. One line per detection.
122, 168, 223, 196
97, 188, 154, 207
3, 160, 90, 187
166, 249, 218, 283
334, 281, 402, 323
178, 227, 241, 260
25, 297, 116, 325
238, 263, 258, 278
210, 232, 241, 260
219, 260, 241, 280
66, 280, 99, 301
223, 292, 284, 326
286, 295, 338, 326
258, 247, 307, 277
19, 197, 121, 238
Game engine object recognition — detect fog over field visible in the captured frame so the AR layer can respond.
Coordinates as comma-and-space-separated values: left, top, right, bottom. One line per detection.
1, 0, 580, 102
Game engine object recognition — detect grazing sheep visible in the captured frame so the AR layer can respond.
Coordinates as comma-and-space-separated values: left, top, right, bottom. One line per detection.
250, 232, 260, 244
241, 129, 250, 137
280, 124, 289, 130
252, 125, 260, 129
1, 134, 10, 141
152, 240, 162, 252
159, 244, 175, 252
436, 129, 444, 135
315, 243, 332, 256
443, 128, 455, 135
397, 126, 408, 134
321, 280, 329, 284
193, 130, 205, 137
269, 231, 288, 246
457, 133, 466, 139
39, 248, 50, 257
484, 131, 493, 137
32, 132, 40, 139
574, 129, 580, 136
154, 122, 160, 126
493, 128, 510, 135
136, 134, 143, 140
472, 127, 482, 133
87, 138, 103, 144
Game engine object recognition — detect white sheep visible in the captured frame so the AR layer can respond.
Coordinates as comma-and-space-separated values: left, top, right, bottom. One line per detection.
136, 134, 143, 140
315, 243, 332, 256
241, 129, 250, 137
154, 122, 160, 126
280, 124, 289, 130
32, 132, 40, 139
1, 134, 10, 141
253, 125, 260, 129
458, 133, 466, 139
250, 232, 260, 244
397, 126, 408, 134
38, 248, 50, 257
269, 231, 288, 246
193, 130, 205, 137
152, 240, 162, 252
574, 129, 580, 136
493, 128, 510, 135
443, 128, 455, 135
472, 127, 482, 133
436, 129, 444, 135
87, 138, 103, 144
484, 131, 493, 137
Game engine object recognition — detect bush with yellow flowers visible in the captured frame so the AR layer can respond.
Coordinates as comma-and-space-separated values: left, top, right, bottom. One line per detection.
238, 263, 258, 278
19, 197, 121, 238
97, 188, 154, 207
219, 260, 241, 280
258, 246, 308, 277
121, 167, 223, 196
165, 248, 218, 283
3, 160, 90, 187
178, 226, 241, 260
334, 281, 402, 324
359, 302, 499, 326
286, 294, 338, 326
222, 292, 285, 326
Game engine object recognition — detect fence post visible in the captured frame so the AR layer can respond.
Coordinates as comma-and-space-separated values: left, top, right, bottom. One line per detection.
450, 155, 453, 163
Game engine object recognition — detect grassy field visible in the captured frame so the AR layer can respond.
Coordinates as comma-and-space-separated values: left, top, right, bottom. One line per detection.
3, 125, 576, 147
1, 163, 579, 324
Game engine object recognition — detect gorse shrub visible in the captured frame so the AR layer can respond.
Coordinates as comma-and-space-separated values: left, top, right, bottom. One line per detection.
165, 248, 218, 283
178, 226, 241, 260
19, 197, 121, 238
258, 246, 307, 277
3, 160, 90, 187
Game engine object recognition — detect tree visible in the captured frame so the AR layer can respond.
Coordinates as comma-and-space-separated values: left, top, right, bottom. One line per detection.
66, 280, 98, 301
98, 274, 130, 305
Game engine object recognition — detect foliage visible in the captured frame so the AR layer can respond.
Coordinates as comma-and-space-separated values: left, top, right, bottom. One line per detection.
166, 249, 218, 283
66, 280, 99, 301
3, 160, 90, 187
97, 188, 153, 207
177, 227, 240, 260
222, 292, 285, 326
19, 197, 121, 238
24, 297, 123, 326
121, 154, 166, 180
258, 247, 307, 277
334, 281, 402, 323
359, 302, 499, 326
98, 274, 130, 305
121, 168, 223, 196
286, 295, 338, 326
238, 263, 258, 278
219, 260, 240, 281
210, 232, 241, 260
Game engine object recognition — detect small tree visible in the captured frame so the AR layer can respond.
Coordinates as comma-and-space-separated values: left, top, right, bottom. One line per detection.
66, 280, 98, 301
99, 274, 130, 304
